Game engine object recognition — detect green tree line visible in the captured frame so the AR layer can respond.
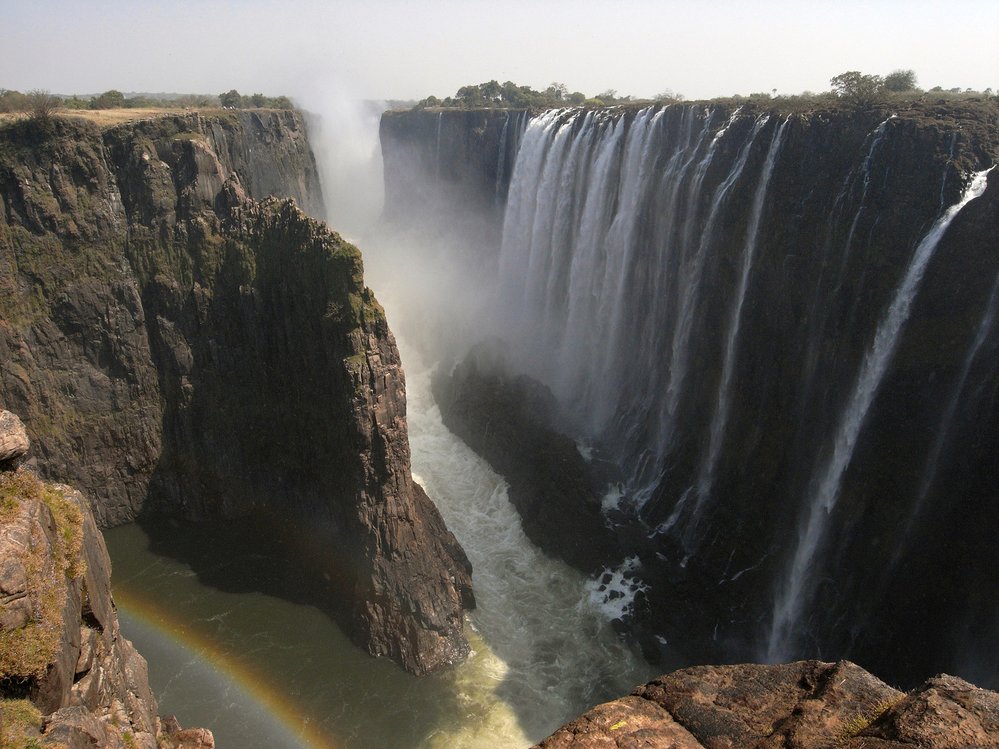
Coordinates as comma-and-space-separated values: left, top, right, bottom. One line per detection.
0, 88, 294, 114
416, 72, 994, 111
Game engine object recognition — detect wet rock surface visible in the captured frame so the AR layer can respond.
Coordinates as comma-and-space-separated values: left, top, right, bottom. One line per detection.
432, 345, 619, 573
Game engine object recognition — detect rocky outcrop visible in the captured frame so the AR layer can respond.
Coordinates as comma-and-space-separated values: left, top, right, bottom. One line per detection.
0, 426, 212, 749
533, 660, 999, 748
0, 114, 474, 674
0, 111, 324, 525
432, 346, 618, 572
0, 409, 29, 469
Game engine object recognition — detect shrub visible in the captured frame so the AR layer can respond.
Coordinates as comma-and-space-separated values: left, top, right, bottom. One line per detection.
884, 69, 919, 92
25, 90, 60, 122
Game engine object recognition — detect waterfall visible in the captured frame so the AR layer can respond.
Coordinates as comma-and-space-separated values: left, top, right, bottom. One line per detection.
766, 166, 995, 662
840, 116, 895, 264
660, 111, 765, 451
388, 101, 998, 685
493, 105, 798, 511
495, 111, 510, 206
906, 263, 999, 543
693, 117, 791, 527
434, 111, 443, 182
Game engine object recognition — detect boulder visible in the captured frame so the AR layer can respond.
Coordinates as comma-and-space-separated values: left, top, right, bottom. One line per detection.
533, 661, 999, 749
0, 410, 30, 469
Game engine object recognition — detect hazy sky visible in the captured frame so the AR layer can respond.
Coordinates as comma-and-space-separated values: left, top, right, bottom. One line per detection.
4, 0, 998, 104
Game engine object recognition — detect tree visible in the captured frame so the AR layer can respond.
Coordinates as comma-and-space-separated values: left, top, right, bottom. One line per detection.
655, 89, 685, 103
830, 71, 885, 107
544, 82, 568, 102
479, 80, 502, 102
883, 69, 918, 92
0, 89, 29, 113
26, 89, 61, 122
90, 89, 125, 109
219, 89, 243, 108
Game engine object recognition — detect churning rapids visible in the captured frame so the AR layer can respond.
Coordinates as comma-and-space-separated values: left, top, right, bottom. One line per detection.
104, 327, 656, 749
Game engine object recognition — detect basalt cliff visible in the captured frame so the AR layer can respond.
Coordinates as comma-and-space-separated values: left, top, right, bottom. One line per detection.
381, 99, 999, 688
0, 110, 473, 675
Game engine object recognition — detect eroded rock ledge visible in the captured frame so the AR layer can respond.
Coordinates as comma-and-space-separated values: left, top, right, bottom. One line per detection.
0, 413, 212, 748
533, 660, 999, 748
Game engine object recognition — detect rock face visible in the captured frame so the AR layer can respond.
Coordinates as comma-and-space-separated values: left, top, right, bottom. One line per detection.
379, 107, 523, 269
380, 100, 999, 686
0, 430, 213, 748
534, 660, 999, 748
0, 410, 29, 469
0, 113, 473, 674
432, 345, 618, 572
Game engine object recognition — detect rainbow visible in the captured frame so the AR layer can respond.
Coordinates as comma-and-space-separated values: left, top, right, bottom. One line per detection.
114, 588, 341, 749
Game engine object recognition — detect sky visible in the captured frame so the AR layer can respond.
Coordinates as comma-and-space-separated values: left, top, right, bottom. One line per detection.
3, 0, 998, 105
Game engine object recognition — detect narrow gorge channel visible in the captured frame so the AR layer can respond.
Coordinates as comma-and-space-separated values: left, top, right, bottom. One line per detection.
104, 326, 654, 749
100, 105, 655, 746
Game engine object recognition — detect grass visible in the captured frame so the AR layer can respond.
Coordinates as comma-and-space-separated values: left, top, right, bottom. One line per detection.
0, 106, 290, 131
835, 695, 905, 744
0, 472, 85, 681
0, 698, 43, 749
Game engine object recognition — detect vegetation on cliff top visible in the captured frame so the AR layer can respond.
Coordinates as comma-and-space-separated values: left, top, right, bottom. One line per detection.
413, 70, 995, 112
0, 87, 293, 114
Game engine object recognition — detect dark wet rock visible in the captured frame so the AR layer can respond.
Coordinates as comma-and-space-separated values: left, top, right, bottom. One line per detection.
433, 344, 618, 573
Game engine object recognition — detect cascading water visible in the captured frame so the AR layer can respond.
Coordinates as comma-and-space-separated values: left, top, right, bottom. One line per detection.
765, 166, 995, 662
694, 117, 790, 523
490, 105, 793, 521
463, 101, 998, 684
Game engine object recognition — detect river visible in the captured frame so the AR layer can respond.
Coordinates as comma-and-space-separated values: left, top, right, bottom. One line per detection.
104, 283, 655, 749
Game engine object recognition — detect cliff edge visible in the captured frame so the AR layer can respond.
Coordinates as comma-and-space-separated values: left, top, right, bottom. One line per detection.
0, 113, 473, 674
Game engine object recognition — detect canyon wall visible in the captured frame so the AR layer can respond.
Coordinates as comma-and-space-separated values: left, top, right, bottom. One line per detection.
381, 100, 999, 687
0, 111, 473, 674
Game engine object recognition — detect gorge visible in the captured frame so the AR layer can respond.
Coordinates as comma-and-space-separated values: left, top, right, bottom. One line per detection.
380, 99, 999, 691
0, 110, 473, 681
2, 91, 998, 749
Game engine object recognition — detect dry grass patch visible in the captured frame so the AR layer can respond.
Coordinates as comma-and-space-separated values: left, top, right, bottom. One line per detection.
0, 697, 43, 748
0, 472, 85, 681
60, 108, 215, 128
